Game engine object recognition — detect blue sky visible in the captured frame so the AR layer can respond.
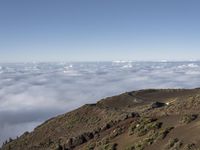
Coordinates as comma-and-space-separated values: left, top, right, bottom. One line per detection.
1, 0, 200, 62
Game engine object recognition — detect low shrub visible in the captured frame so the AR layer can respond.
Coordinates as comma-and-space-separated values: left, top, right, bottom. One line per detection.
180, 114, 198, 124
165, 138, 183, 149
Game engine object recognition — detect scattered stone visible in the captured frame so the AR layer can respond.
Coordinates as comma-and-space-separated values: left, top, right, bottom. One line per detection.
128, 112, 140, 118
65, 132, 94, 149
151, 101, 166, 109
54, 144, 62, 150
109, 127, 123, 139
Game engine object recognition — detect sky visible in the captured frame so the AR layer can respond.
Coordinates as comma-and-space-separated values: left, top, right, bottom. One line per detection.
1, 0, 200, 62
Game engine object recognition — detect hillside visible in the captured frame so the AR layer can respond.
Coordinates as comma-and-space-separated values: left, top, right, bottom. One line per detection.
2, 88, 200, 150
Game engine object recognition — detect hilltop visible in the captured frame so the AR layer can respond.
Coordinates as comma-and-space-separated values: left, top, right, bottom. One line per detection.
2, 88, 200, 150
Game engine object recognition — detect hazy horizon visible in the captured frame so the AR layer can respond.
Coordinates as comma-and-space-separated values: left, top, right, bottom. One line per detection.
1, 60, 200, 64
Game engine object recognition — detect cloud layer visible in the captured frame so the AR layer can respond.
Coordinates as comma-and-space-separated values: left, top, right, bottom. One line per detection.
1, 61, 200, 144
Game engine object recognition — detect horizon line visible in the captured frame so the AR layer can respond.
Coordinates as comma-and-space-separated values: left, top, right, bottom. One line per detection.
0, 59, 200, 64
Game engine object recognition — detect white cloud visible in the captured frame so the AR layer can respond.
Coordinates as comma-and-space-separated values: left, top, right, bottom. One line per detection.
1, 61, 200, 145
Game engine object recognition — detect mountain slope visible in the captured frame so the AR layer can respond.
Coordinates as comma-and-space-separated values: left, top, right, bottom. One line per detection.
2, 88, 200, 150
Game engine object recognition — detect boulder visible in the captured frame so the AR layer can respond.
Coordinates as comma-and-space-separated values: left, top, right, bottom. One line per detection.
151, 102, 166, 109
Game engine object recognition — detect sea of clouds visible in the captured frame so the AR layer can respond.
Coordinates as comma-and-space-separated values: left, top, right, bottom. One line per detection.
1, 61, 200, 144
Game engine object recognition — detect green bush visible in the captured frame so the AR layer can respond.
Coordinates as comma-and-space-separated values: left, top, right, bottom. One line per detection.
129, 117, 162, 137
165, 138, 183, 149
183, 143, 199, 150
180, 114, 198, 124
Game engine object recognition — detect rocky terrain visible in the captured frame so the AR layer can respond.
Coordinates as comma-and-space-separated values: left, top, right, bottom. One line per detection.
2, 88, 200, 150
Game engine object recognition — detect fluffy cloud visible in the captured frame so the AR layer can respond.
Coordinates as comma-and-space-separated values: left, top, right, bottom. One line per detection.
0, 61, 200, 145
